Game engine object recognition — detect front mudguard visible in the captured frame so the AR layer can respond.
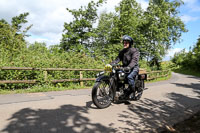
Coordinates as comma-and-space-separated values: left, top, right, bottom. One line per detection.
96, 75, 110, 82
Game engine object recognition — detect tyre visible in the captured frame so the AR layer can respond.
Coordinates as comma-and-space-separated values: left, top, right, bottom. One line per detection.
92, 80, 114, 109
135, 80, 144, 100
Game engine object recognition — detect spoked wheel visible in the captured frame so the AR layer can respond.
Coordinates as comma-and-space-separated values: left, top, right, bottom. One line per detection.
92, 80, 114, 109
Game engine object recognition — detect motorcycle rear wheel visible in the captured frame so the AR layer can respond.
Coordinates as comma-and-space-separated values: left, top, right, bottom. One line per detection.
134, 80, 144, 100
92, 81, 114, 109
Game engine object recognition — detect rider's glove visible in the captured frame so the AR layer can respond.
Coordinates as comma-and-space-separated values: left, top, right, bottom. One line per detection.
123, 67, 131, 72
104, 64, 112, 72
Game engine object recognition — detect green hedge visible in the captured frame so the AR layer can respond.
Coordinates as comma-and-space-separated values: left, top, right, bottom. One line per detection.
0, 43, 105, 89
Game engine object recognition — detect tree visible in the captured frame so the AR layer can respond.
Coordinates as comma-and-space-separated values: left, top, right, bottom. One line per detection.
182, 36, 200, 70
192, 36, 200, 69
0, 22, 24, 55
110, 0, 145, 47
0, 12, 32, 61
171, 49, 187, 66
142, 0, 187, 68
171, 36, 200, 71
94, 0, 146, 59
94, 11, 122, 59
95, 12, 115, 47
60, 0, 105, 51
115, 0, 143, 38
0, 19, 8, 24
11, 12, 32, 38
60, 0, 187, 70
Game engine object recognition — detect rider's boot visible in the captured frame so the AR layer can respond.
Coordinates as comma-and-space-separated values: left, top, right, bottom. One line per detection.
128, 86, 136, 100
129, 92, 136, 100
120, 87, 131, 100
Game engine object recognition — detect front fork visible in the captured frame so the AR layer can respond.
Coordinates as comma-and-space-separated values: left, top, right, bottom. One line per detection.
108, 76, 117, 101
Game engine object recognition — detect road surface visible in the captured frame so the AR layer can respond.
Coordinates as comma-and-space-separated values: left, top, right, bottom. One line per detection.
0, 72, 200, 133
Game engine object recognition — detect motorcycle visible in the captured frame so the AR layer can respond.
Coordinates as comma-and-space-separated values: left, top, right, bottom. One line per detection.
91, 64, 147, 109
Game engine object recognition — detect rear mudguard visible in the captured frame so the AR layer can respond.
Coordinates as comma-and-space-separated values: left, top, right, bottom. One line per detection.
138, 74, 147, 80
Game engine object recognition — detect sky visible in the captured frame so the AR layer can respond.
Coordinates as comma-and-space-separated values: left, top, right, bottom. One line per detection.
0, 0, 200, 60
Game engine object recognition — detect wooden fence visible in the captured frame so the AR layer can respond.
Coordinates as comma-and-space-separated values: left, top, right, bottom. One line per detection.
0, 67, 170, 86
146, 70, 170, 80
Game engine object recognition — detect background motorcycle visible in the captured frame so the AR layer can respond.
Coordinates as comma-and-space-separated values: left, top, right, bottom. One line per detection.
92, 64, 147, 109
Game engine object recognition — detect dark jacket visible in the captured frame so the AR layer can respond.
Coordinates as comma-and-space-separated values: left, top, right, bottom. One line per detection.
111, 47, 140, 70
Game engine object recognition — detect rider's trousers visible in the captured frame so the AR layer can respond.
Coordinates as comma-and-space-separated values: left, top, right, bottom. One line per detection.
127, 67, 139, 91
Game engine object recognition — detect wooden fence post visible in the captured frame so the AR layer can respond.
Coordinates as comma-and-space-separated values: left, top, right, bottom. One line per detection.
80, 71, 83, 87
44, 71, 48, 82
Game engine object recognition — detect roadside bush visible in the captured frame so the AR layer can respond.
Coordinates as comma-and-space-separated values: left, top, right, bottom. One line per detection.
0, 42, 105, 89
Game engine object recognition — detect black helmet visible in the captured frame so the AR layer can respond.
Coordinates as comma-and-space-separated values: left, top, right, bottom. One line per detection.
122, 35, 133, 46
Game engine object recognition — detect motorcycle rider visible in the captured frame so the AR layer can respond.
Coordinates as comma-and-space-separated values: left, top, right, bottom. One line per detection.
110, 35, 140, 100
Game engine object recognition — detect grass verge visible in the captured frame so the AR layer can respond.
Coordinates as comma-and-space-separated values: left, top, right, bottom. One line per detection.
146, 72, 172, 83
173, 67, 200, 77
161, 110, 200, 133
0, 84, 92, 94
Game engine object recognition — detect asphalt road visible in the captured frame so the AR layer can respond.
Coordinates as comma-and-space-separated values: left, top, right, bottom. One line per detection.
0, 72, 200, 133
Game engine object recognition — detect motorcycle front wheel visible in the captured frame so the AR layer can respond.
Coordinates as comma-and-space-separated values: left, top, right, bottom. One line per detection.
92, 80, 114, 109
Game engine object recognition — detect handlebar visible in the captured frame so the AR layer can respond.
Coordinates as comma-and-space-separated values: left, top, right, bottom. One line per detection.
111, 64, 121, 67
112, 64, 131, 73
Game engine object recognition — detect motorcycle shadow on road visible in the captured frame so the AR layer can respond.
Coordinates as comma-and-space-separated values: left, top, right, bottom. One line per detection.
86, 90, 139, 109
86, 100, 131, 110
86, 101, 98, 109
2, 104, 116, 133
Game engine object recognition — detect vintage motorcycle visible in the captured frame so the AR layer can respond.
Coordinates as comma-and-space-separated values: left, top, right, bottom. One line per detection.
91, 64, 147, 109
